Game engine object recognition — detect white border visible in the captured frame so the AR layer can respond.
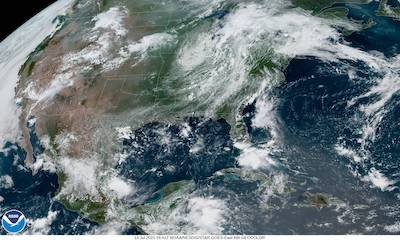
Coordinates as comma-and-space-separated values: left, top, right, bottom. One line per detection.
0, 236, 398, 239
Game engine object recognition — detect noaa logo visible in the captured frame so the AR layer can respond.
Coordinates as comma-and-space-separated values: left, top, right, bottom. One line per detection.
1, 209, 26, 234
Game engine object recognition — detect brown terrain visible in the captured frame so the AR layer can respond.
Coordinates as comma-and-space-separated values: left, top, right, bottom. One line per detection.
15, 0, 182, 170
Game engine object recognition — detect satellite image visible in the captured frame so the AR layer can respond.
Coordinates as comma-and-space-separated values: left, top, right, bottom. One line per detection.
0, 0, 399, 235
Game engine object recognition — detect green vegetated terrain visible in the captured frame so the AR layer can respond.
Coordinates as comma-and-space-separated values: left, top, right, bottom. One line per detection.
294, 0, 400, 20
56, 172, 109, 223
377, 0, 400, 18
292, 0, 400, 34
293, 0, 369, 13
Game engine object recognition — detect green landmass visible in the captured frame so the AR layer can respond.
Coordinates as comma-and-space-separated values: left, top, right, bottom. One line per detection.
56, 172, 108, 223
292, 0, 369, 13
305, 192, 330, 209
293, 0, 376, 34
248, 48, 281, 77
294, 0, 400, 22
163, 180, 192, 197
128, 180, 195, 229
377, 0, 400, 19
318, 6, 349, 19
60, 198, 109, 223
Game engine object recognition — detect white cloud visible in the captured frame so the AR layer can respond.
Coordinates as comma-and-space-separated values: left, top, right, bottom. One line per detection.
145, 196, 227, 235
235, 141, 278, 170
335, 144, 363, 163
0, 175, 14, 189
189, 138, 204, 154
28, 6, 130, 105
26, 210, 58, 235
362, 168, 397, 192
0, 0, 73, 146
186, 197, 227, 234
89, 221, 130, 235
115, 127, 132, 140
235, 143, 274, 170
31, 153, 57, 174
384, 222, 400, 233
107, 176, 136, 199
57, 156, 100, 201
123, 33, 177, 63
93, 7, 128, 37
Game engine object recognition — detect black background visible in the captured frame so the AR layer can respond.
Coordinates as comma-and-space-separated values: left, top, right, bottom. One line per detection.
0, 0, 56, 41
